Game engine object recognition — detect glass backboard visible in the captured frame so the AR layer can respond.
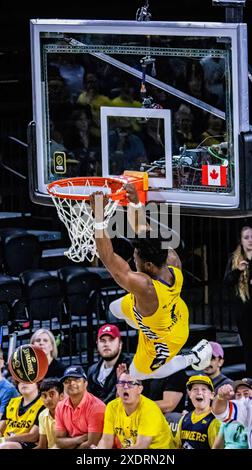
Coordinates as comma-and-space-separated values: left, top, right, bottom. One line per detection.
101, 107, 172, 188
29, 19, 249, 211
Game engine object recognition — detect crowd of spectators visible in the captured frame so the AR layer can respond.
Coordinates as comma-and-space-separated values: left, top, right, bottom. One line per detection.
1, 327, 251, 449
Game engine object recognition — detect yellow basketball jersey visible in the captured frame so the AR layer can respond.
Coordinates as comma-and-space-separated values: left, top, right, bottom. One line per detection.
3, 396, 44, 437
121, 266, 189, 374
103, 395, 174, 449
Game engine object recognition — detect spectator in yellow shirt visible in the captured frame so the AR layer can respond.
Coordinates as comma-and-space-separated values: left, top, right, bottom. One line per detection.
92, 371, 174, 449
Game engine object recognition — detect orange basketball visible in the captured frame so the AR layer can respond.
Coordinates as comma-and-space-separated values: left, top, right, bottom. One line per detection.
8, 344, 48, 383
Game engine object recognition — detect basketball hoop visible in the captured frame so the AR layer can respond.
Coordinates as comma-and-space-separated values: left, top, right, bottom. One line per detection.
47, 173, 148, 263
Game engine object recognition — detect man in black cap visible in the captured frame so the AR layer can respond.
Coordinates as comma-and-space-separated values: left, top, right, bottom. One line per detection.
54, 365, 105, 449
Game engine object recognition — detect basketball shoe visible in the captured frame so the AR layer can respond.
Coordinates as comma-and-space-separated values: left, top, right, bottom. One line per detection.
184, 339, 212, 371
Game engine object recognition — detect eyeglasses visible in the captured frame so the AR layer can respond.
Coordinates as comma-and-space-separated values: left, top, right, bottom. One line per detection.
117, 380, 141, 388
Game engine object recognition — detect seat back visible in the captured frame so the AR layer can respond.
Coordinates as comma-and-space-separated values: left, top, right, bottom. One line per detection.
20, 269, 63, 325
0, 229, 41, 276
0, 274, 25, 325
57, 267, 101, 363
57, 266, 101, 317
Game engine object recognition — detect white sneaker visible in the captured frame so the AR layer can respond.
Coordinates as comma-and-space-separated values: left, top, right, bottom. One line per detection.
190, 339, 212, 371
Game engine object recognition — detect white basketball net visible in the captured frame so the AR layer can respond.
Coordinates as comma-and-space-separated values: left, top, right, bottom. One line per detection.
48, 180, 120, 262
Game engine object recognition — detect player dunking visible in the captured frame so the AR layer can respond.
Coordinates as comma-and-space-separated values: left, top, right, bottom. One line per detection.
90, 185, 212, 380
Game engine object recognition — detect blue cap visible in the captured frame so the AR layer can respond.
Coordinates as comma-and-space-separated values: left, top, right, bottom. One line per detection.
61, 365, 87, 382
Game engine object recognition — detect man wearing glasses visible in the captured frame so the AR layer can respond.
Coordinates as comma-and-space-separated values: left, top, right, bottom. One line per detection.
55, 365, 105, 449
92, 371, 174, 449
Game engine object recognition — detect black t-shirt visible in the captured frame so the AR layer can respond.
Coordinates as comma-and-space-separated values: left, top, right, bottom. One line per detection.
45, 358, 65, 379
142, 369, 187, 413
87, 353, 130, 404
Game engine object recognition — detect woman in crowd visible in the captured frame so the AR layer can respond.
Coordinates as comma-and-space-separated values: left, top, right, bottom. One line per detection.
30, 329, 65, 379
224, 226, 252, 377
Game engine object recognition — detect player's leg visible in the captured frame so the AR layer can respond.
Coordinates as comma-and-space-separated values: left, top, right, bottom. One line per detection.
109, 297, 139, 330
129, 339, 212, 379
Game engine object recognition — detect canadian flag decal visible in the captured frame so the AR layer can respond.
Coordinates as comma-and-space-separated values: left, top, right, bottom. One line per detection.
202, 165, 227, 187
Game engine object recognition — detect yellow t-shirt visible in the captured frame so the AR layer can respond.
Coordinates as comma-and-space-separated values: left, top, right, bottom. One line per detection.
121, 267, 189, 374
103, 395, 174, 449
3, 395, 44, 437
39, 408, 56, 449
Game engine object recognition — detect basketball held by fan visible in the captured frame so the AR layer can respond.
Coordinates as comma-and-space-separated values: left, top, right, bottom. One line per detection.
8, 344, 48, 383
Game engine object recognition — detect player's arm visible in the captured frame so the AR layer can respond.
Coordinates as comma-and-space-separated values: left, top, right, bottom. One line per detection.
125, 183, 149, 234
90, 193, 154, 294
126, 184, 182, 270
95, 231, 151, 293
167, 249, 181, 270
